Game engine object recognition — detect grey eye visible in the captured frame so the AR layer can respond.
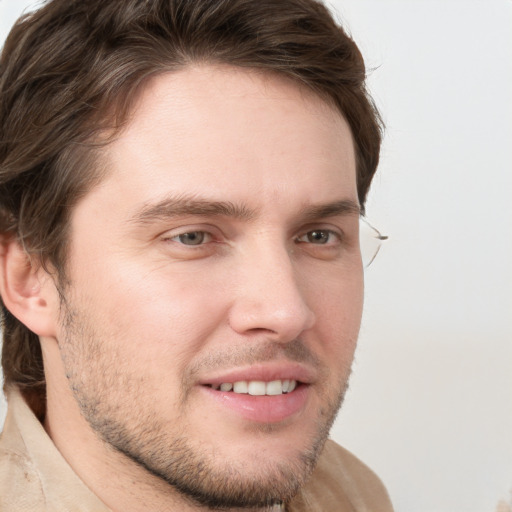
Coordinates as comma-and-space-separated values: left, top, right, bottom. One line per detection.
176, 231, 207, 245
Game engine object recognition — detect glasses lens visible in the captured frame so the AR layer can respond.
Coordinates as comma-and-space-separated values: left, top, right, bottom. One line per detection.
360, 217, 387, 268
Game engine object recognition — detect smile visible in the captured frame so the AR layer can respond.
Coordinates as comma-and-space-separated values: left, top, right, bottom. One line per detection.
202, 379, 309, 423
207, 379, 298, 396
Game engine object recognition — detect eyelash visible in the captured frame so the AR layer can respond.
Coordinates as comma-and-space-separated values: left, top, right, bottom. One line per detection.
166, 228, 343, 247
168, 231, 213, 246
295, 229, 342, 246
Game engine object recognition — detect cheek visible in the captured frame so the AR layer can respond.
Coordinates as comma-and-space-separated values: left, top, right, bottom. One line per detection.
75, 259, 230, 362
305, 266, 363, 358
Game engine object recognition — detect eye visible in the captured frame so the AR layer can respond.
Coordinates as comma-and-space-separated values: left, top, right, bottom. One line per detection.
296, 229, 340, 245
170, 231, 211, 246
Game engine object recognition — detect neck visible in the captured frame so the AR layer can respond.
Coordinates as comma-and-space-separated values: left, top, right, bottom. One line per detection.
44, 397, 284, 512
42, 362, 285, 512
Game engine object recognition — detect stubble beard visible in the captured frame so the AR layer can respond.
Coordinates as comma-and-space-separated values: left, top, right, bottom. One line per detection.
59, 300, 352, 510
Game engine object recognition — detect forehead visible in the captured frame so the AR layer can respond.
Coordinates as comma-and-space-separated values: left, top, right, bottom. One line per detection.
87, 65, 357, 219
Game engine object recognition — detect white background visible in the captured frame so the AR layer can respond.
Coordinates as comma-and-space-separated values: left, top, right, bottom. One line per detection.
1, 1, 511, 511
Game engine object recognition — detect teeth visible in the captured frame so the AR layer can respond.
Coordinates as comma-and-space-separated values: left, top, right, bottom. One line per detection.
233, 381, 248, 393
248, 381, 266, 396
266, 380, 284, 396
213, 379, 298, 395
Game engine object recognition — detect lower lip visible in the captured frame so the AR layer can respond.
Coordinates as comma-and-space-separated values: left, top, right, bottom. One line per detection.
200, 384, 309, 423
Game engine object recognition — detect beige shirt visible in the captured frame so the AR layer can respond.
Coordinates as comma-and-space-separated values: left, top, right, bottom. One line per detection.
0, 387, 393, 511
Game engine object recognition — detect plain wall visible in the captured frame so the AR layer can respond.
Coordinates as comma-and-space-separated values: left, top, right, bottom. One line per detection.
1, 1, 511, 511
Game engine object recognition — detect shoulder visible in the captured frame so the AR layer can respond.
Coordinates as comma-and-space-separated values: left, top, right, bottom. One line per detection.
0, 388, 49, 510
289, 439, 394, 512
0, 442, 46, 511
319, 439, 391, 492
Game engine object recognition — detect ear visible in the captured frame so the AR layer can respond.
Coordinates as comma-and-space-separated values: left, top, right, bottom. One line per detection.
0, 236, 59, 338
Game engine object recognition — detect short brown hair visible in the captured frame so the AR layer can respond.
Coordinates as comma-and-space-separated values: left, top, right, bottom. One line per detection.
0, 0, 383, 403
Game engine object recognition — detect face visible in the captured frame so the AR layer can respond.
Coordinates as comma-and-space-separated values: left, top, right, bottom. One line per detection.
55, 65, 363, 508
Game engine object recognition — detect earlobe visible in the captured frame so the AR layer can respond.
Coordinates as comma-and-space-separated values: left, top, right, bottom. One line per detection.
0, 236, 58, 338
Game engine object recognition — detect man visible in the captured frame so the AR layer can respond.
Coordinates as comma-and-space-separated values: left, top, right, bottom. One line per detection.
0, 0, 393, 510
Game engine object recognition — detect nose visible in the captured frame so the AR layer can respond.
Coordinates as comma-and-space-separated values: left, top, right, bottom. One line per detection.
227, 244, 316, 342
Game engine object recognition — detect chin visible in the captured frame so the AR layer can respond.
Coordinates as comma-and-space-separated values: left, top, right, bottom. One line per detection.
150, 434, 322, 509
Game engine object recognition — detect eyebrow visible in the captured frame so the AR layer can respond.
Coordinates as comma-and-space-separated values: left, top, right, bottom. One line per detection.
130, 195, 257, 225
299, 199, 361, 222
129, 194, 361, 226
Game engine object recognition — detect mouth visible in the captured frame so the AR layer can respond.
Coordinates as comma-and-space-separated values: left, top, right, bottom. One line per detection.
198, 366, 312, 423
204, 379, 298, 396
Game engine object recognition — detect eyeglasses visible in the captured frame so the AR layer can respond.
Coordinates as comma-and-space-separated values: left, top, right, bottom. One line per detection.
360, 217, 388, 268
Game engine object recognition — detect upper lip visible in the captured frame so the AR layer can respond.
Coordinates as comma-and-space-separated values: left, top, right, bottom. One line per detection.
197, 362, 317, 386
